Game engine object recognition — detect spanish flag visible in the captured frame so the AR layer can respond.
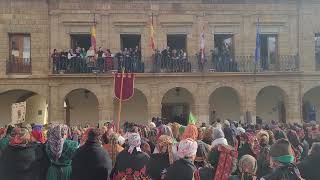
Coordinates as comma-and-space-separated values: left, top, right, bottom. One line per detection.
150, 14, 155, 51
91, 23, 97, 51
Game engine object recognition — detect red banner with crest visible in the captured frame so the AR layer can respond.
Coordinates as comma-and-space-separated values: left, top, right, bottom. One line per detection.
114, 73, 135, 101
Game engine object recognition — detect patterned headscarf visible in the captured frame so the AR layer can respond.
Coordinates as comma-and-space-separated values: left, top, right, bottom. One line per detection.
181, 124, 198, 141
128, 133, 141, 154
238, 155, 257, 176
157, 125, 173, 139
47, 124, 69, 161
178, 138, 198, 159
157, 135, 174, 164
9, 127, 30, 146
32, 129, 45, 144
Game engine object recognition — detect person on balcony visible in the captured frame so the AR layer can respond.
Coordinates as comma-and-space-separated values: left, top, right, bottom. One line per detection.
86, 47, 95, 73
171, 49, 179, 72
96, 47, 105, 73
80, 48, 87, 73
51, 49, 60, 73
67, 49, 76, 73
74, 47, 81, 73
161, 46, 170, 71
60, 49, 68, 72
105, 49, 113, 72
197, 49, 206, 72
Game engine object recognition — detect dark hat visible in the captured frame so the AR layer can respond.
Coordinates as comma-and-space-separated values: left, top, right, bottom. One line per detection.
270, 139, 294, 158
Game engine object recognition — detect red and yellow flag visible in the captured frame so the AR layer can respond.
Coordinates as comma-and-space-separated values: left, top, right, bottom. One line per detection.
150, 14, 155, 51
91, 24, 97, 51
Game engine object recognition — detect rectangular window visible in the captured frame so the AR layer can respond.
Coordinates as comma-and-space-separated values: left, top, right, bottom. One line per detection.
315, 33, 320, 70
8, 34, 31, 74
9, 34, 31, 62
261, 34, 278, 68
214, 34, 234, 57
70, 34, 91, 50
167, 34, 187, 53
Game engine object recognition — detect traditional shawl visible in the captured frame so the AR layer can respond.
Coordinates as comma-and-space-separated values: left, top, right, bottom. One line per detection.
47, 124, 69, 161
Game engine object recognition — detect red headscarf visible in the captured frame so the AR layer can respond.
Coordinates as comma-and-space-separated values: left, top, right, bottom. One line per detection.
32, 130, 45, 144
181, 124, 198, 141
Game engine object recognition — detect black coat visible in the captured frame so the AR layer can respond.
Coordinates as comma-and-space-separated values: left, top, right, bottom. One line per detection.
262, 163, 302, 180
71, 141, 112, 180
110, 148, 150, 179
298, 154, 320, 180
165, 158, 196, 180
146, 153, 170, 180
0, 143, 45, 180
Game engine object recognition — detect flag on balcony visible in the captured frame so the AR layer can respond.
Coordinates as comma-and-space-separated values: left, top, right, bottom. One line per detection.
200, 26, 205, 63
150, 13, 156, 51
91, 23, 97, 51
255, 18, 261, 63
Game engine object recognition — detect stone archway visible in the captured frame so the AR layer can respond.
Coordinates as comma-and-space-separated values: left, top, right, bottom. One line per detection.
256, 86, 288, 124
0, 89, 48, 126
303, 86, 320, 122
161, 87, 195, 125
64, 89, 99, 126
113, 88, 148, 124
209, 87, 241, 123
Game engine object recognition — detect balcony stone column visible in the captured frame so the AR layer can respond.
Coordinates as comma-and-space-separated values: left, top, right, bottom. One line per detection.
148, 85, 161, 120
48, 84, 65, 124
287, 85, 302, 124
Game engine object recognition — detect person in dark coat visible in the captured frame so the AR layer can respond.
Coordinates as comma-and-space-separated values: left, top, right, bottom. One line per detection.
261, 139, 303, 180
147, 135, 174, 180
1, 127, 44, 180
298, 142, 320, 180
110, 133, 150, 179
71, 128, 112, 180
165, 138, 198, 180
256, 131, 272, 178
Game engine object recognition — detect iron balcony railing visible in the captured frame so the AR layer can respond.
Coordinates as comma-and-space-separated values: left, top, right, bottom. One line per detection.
51, 54, 299, 74
6, 58, 32, 74
144, 54, 300, 73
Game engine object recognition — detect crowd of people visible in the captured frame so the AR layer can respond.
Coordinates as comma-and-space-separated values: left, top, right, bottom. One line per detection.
153, 47, 192, 73
51, 46, 144, 74
1, 119, 320, 180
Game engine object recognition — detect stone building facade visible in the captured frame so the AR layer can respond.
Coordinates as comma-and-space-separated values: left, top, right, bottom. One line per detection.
1, 0, 320, 126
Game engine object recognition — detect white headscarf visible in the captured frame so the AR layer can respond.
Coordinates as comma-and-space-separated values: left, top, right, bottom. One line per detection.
127, 133, 141, 154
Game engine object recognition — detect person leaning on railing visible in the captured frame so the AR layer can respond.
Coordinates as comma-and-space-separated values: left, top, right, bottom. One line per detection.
86, 47, 95, 73
51, 49, 60, 73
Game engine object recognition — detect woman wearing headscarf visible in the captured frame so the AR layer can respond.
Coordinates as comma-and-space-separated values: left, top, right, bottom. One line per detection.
147, 135, 174, 180
110, 133, 150, 179
165, 138, 198, 180
228, 155, 258, 180
1, 127, 45, 180
206, 128, 238, 180
31, 125, 45, 144
45, 124, 79, 180
256, 130, 272, 178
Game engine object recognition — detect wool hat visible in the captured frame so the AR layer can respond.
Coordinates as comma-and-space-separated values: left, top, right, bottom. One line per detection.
212, 128, 225, 141
270, 139, 294, 158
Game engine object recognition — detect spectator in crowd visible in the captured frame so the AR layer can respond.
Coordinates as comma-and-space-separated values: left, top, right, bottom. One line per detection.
229, 155, 257, 180
71, 128, 112, 180
261, 139, 303, 180
165, 138, 197, 180
298, 142, 320, 180
86, 46, 95, 72
110, 133, 149, 179
1, 128, 45, 180
45, 124, 78, 180
97, 47, 105, 73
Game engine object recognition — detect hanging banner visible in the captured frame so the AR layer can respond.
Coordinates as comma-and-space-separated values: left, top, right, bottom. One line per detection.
114, 73, 135, 101
11, 101, 26, 125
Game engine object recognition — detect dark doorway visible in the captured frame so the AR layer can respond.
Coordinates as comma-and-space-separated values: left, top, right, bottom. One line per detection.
167, 34, 187, 52
161, 103, 189, 126
70, 34, 91, 50
214, 34, 234, 56
120, 34, 141, 50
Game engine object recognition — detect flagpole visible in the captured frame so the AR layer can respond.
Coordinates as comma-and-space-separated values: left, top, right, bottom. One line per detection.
116, 69, 125, 132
